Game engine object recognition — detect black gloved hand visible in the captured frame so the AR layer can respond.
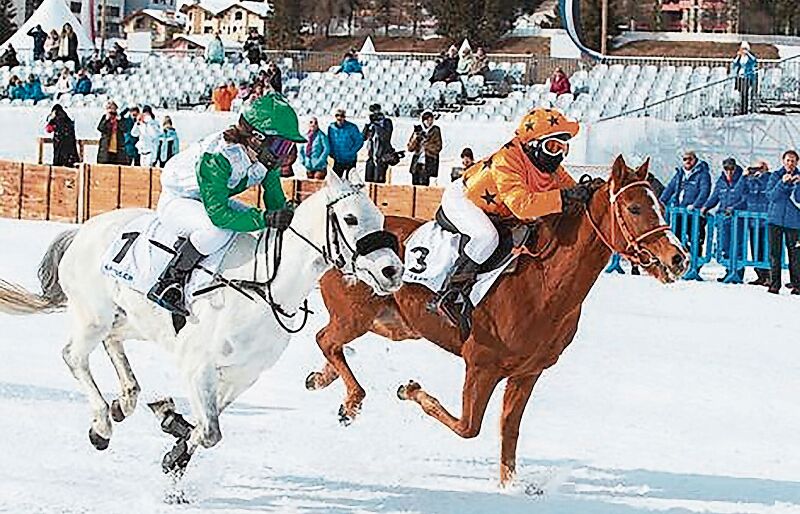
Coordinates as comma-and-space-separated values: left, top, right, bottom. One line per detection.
560, 183, 593, 213
264, 207, 294, 231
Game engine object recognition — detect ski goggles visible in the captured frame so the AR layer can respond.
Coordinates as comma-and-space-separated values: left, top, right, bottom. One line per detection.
536, 134, 571, 157
249, 129, 294, 158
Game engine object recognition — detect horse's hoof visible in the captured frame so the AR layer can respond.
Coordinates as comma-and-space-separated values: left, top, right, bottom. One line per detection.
337, 404, 355, 426
162, 439, 192, 475
89, 427, 110, 451
110, 399, 125, 422
305, 372, 321, 391
397, 380, 420, 400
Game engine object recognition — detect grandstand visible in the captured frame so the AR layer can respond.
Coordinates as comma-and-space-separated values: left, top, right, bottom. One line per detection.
0, 50, 799, 126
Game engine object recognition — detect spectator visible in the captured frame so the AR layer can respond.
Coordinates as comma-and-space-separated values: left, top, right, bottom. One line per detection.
97, 101, 128, 165
451, 147, 475, 181
27, 25, 47, 61
205, 33, 225, 64
104, 43, 129, 73
52, 69, 74, 98
45, 104, 79, 167
22, 74, 46, 101
236, 80, 251, 101
83, 50, 103, 74
155, 116, 179, 168
738, 160, 772, 286
469, 47, 489, 77
243, 27, 263, 64
120, 105, 140, 165
327, 107, 363, 177
456, 47, 474, 76
407, 110, 442, 186
0, 45, 19, 68
702, 157, 746, 282
264, 61, 282, 93
45, 30, 60, 61
430, 46, 459, 83
362, 103, 395, 183
73, 69, 91, 95
280, 143, 297, 178
731, 41, 757, 115
549, 68, 572, 96
765, 150, 800, 294
299, 117, 330, 179
58, 23, 79, 70
131, 105, 161, 166
660, 150, 712, 255
244, 81, 264, 106
337, 52, 363, 76
6, 75, 24, 100
212, 82, 237, 111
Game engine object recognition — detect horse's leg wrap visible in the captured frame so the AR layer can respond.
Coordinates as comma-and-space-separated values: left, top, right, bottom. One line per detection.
161, 411, 195, 440
162, 439, 194, 475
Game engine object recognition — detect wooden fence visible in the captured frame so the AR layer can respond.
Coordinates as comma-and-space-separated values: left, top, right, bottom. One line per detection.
0, 159, 443, 224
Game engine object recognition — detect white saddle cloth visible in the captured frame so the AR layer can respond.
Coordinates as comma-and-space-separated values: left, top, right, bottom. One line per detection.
100, 213, 234, 312
401, 221, 513, 307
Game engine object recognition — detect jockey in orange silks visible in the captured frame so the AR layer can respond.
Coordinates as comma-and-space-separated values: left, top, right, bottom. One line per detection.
436, 108, 593, 326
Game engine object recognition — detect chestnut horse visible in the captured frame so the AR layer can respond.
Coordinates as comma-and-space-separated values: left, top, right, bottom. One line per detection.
306, 155, 689, 485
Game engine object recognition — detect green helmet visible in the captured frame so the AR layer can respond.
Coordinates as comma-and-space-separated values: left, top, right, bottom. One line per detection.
240, 92, 306, 143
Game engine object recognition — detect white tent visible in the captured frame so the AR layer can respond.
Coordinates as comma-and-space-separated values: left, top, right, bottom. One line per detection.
360, 36, 376, 55
1, 0, 94, 54
459, 38, 472, 54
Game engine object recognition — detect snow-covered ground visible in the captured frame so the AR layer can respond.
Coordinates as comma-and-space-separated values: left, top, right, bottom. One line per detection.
0, 217, 799, 514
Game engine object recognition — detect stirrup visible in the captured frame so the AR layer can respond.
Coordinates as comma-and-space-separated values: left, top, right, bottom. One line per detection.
148, 282, 189, 317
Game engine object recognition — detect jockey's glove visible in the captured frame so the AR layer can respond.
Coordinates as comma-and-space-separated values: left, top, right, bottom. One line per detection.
264, 207, 294, 231
560, 183, 593, 212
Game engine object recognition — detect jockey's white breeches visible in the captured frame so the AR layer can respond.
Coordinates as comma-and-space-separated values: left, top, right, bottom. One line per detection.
156, 193, 235, 256
440, 178, 499, 264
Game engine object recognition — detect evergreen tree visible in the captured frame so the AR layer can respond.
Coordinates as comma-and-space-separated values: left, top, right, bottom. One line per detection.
424, 0, 544, 48
268, 0, 303, 49
0, 0, 17, 45
577, 0, 623, 52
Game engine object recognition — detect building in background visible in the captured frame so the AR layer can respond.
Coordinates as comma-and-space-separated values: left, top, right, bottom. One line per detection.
124, 0, 175, 16
123, 8, 184, 46
659, 0, 731, 33
180, 0, 270, 42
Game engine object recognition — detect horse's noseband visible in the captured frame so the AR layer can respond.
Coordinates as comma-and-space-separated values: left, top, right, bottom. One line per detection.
355, 230, 399, 257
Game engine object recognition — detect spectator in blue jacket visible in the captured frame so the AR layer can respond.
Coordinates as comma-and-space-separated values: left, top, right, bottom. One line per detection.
327, 107, 363, 177
337, 52, 363, 76
661, 151, 712, 255
300, 117, 330, 179
736, 161, 772, 285
702, 157, 746, 281
120, 105, 140, 166
155, 116, 179, 168
73, 69, 92, 95
731, 42, 758, 114
6, 75, 24, 100
765, 150, 800, 294
22, 74, 46, 102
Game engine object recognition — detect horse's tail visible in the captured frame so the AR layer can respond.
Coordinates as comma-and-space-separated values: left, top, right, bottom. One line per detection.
0, 228, 78, 315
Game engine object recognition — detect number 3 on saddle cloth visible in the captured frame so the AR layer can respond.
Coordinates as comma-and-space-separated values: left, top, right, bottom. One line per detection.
402, 207, 538, 336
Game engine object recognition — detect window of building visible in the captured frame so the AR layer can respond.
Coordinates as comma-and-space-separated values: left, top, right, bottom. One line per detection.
234, 11, 242, 20
107, 6, 119, 17
70, 1, 81, 14
204, 26, 212, 33
204, 12, 212, 21
135, 18, 146, 29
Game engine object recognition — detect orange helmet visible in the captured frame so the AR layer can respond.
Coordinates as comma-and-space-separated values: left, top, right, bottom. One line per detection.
515, 108, 579, 145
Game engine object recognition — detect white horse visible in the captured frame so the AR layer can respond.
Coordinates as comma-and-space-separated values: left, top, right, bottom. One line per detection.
0, 171, 403, 473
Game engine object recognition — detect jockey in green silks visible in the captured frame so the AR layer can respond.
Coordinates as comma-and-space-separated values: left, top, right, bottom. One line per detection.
148, 92, 306, 316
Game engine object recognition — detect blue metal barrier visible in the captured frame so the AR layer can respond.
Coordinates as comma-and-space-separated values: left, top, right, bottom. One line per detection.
604, 207, 791, 280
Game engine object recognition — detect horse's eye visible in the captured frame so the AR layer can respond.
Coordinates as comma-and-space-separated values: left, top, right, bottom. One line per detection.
344, 214, 358, 226
628, 205, 641, 215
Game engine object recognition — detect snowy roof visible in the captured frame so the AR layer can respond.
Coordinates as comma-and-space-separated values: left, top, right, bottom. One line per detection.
181, 0, 271, 17
1, 0, 94, 52
173, 34, 243, 50
232, 1, 272, 17
139, 9, 187, 27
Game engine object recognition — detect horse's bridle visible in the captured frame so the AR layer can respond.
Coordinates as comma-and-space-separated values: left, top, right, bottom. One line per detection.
584, 178, 671, 269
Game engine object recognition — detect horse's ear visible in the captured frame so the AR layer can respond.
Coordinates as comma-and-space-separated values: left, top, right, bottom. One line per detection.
611, 154, 627, 185
347, 168, 366, 188
326, 169, 344, 190
636, 157, 650, 181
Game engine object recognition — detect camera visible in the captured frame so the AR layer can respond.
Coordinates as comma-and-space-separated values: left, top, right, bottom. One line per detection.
369, 112, 383, 124
413, 124, 423, 133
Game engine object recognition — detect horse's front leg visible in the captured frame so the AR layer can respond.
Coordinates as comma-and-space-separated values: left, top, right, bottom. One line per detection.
499, 373, 539, 487
103, 336, 141, 422
314, 323, 369, 425
397, 352, 501, 439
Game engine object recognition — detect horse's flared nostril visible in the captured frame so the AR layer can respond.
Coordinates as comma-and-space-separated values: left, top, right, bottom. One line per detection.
672, 252, 686, 269
382, 266, 399, 279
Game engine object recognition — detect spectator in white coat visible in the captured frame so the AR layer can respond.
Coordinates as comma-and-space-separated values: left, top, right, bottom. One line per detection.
131, 105, 161, 166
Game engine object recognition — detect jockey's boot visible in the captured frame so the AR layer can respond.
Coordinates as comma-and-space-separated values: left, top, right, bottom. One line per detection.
147, 238, 205, 317
435, 253, 480, 336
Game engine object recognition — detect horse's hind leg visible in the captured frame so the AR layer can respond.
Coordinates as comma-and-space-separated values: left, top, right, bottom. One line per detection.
397, 357, 501, 440
313, 323, 370, 425
499, 373, 539, 487
103, 319, 141, 422
62, 303, 115, 450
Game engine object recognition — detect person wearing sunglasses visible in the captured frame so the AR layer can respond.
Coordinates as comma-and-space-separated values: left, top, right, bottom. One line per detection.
660, 150, 712, 259
433, 108, 591, 329
148, 92, 306, 316
702, 157, 746, 282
